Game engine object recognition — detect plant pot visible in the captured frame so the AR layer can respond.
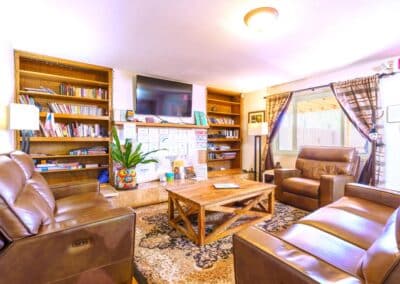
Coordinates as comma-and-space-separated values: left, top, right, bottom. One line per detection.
115, 167, 137, 190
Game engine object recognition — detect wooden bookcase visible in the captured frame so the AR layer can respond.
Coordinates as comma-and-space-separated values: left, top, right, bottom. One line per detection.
206, 87, 242, 176
14, 50, 112, 184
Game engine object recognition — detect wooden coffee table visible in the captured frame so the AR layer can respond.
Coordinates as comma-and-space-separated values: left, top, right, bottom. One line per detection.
165, 176, 275, 245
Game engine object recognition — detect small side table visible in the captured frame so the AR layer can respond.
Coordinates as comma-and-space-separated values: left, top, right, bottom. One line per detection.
262, 169, 275, 184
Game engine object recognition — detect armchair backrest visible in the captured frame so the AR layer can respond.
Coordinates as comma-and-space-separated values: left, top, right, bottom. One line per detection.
295, 146, 359, 180
0, 151, 55, 241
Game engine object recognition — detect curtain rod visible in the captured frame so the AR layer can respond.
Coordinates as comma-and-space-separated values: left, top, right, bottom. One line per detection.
263, 72, 397, 99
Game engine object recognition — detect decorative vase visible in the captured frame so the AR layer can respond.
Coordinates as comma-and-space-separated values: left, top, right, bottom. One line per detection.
115, 167, 137, 190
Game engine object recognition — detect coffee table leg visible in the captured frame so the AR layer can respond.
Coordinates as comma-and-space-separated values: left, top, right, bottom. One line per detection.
168, 195, 174, 221
198, 206, 205, 246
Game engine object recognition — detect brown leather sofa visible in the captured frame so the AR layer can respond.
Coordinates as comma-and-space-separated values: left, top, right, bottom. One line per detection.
233, 183, 400, 284
0, 151, 135, 284
275, 146, 360, 211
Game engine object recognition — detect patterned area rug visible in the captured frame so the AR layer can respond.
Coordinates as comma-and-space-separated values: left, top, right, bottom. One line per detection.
133, 202, 308, 284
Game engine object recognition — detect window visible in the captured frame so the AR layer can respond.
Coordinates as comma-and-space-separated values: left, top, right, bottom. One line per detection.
276, 88, 368, 154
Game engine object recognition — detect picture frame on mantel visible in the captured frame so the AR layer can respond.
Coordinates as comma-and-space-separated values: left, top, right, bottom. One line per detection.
248, 110, 265, 123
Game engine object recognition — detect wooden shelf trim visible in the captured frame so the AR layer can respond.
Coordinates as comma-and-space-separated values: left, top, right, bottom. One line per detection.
30, 154, 108, 159
114, 121, 209, 129
207, 138, 241, 142
26, 137, 109, 142
207, 98, 240, 105
207, 149, 241, 153
19, 90, 109, 104
209, 124, 240, 128
207, 111, 240, 116
39, 112, 109, 121
19, 70, 109, 86
207, 157, 237, 162
37, 165, 108, 174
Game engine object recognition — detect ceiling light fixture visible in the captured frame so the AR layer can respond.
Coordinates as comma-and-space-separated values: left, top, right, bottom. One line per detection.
244, 7, 279, 32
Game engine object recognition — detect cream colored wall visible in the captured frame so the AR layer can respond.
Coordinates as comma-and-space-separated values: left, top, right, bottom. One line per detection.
0, 43, 15, 153
242, 57, 388, 169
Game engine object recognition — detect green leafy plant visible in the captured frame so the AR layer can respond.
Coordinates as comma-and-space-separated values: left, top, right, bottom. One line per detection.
111, 127, 164, 169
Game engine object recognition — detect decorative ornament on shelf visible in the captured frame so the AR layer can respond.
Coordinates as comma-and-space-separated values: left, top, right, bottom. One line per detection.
111, 127, 164, 190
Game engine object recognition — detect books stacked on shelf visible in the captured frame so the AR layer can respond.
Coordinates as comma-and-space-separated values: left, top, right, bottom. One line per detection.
208, 129, 239, 139
19, 95, 46, 111
207, 143, 231, 151
60, 83, 108, 99
48, 103, 105, 116
208, 117, 235, 124
39, 114, 105, 137
34, 162, 107, 172
23, 87, 55, 94
208, 152, 237, 160
69, 146, 107, 155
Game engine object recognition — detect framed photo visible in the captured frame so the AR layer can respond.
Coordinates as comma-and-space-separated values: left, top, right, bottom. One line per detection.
248, 110, 265, 123
387, 105, 400, 123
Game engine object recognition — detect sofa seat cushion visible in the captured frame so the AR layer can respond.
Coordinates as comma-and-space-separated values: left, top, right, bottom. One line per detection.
55, 192, 110, 216
328, 196, 395, 225
299, 207, 386, 249
281, 223, 365, 276
54, 202, 113, 223
282, 177, 320, 198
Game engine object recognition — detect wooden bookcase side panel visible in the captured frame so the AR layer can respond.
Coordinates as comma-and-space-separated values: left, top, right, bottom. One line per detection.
14, 50, 113, 184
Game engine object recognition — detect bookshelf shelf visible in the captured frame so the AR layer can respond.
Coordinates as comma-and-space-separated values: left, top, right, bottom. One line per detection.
39, 112, 109, 121
19, 90, 109, 104
113, 121, 209, 129
207, 87, 242, 175
24, 137, 110, 142
15, 50, 112, 185
30, 154, 109, 159
37, 165, 109, 174
19, 70, 109, 87
209, 124, 240, 128
207, 111, 240, 116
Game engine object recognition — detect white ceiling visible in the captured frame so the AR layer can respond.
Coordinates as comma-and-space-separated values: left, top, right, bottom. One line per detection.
1, 0, 400, 92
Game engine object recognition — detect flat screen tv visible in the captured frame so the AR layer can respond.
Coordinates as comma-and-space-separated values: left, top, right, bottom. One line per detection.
135, 75, 193, 117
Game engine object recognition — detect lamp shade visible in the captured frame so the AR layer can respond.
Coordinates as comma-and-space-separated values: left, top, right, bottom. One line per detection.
9, 103, 40, 130
248, 122, 268, 136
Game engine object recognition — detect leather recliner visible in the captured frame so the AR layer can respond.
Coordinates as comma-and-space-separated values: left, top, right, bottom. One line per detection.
274, 146, 360, 211
0, 151, 135, 284
233, 183, 400, 283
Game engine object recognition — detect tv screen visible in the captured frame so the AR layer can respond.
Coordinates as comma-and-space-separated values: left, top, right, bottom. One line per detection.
135, 75, 192, 117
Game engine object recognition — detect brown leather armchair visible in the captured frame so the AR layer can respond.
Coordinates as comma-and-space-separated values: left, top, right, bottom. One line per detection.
275, 146, 359, 211
0, 151, 135, 284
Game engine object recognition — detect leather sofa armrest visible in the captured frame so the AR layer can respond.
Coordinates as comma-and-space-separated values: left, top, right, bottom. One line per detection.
49, 179, 99, 199
0, 207, 135, 284
319, 175, 355, 207
345, 183, 400, 208
233, 227, 362, 284
274, 169, 301, 200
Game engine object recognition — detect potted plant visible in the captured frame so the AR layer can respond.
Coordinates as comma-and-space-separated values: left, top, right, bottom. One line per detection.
111, 127, 163, 190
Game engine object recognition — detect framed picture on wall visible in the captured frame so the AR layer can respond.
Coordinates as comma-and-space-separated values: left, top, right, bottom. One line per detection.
387, 104, 400, 123
248, 110, 265, 123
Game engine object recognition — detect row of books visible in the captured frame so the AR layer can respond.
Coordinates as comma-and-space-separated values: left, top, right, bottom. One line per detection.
207, 143, 231, 151
208, 152, 237, 160
24, 87, 55, 94
69, 146, 107, 156
208, 117, 236, 124
208, 129, 239, 139
34, 162, 107, 172
60, 83, 108, 99
48, 102, 105, 116
40, 121, 105, 138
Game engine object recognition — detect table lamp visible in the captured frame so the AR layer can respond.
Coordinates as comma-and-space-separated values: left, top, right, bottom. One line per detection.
248, 122, 268, 181
9, 103, 40, 153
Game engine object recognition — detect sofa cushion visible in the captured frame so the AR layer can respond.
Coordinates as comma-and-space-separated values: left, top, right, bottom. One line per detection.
9, 151, 35, 180
282, 177, 320, 198
55, 192, 110, 216
281, 223, 365, 276
361, 208, 400, 283
299, 207, 386, 249
28, 172, 56, 212
328, 196, 394, 225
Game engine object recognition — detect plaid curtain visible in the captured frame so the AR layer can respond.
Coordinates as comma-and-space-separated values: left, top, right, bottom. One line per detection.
331, 74, 384, 186
264, 92, 293, 170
